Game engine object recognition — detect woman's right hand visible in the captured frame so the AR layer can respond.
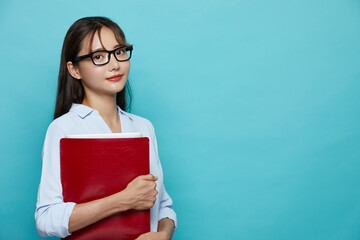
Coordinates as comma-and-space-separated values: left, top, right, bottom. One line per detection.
68, 174, 158, 234
120, 174, 158, 210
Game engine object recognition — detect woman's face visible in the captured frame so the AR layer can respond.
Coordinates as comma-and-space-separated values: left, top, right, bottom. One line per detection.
71, 27, 130, 97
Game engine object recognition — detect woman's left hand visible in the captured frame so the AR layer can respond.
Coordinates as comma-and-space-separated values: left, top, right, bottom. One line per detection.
135, 231, 170, 240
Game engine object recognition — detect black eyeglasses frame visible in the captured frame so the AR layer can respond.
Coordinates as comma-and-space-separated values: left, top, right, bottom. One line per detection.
73, 45, 133, 66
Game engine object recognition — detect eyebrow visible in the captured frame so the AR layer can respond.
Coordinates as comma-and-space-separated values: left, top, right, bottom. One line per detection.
92, 44, 122, 52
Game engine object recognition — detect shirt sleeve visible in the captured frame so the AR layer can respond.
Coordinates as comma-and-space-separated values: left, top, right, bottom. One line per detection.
149, 122, 178, 229
35, 121, 76, 238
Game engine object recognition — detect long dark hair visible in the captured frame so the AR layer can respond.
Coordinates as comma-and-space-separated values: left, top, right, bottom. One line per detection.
54, 16, 132, 119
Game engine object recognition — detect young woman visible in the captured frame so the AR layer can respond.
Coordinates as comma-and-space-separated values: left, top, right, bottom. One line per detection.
35, 17, 177, 240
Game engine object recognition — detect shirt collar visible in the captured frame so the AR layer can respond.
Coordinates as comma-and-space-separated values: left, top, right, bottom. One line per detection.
69, 103, 94, 118
116, 105, 133, 121
70, 103, 133, 121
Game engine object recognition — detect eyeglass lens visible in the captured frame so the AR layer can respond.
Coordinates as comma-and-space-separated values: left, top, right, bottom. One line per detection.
92, 47, 131, 65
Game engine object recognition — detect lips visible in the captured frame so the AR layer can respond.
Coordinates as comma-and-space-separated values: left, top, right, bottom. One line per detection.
106, 74, 123, 82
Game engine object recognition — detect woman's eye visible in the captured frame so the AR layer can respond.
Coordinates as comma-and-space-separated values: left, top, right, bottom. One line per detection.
116, 49, 124, 55
93, 54, 103, 60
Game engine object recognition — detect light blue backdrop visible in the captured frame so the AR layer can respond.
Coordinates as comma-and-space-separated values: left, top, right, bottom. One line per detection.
0, 0, 359, 239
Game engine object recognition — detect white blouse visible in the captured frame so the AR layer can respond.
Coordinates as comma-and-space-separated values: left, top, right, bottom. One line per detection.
35, 103, 177, 238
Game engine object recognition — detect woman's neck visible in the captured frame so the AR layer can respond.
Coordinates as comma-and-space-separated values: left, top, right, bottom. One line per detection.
82, 93, 121, 132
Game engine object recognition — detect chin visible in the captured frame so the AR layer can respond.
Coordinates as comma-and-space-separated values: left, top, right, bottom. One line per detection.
107, 80, 127, 92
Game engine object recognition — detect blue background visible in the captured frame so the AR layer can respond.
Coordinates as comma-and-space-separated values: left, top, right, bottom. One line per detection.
1, 0, 360, 239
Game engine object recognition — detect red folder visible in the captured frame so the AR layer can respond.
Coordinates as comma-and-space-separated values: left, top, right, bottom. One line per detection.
60, 137, 150, 240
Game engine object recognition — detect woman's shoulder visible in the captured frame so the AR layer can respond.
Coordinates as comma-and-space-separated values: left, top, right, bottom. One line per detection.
126, 112, 152, 124
45, 111, 79, 136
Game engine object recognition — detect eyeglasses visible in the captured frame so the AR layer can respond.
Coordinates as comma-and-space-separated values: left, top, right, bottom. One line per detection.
73, 46, 133, 66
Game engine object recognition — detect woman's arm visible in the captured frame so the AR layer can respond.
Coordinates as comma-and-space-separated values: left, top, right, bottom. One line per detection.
134, 122, 177, 240
69, 174, 158, 233
69, 191, 127, 233
158, 218, 175, 238
36, 121, 158, 237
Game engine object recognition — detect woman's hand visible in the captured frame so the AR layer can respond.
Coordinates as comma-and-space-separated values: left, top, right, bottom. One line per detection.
68, 174, 158, 233
135, 232, 170, 240
119, 174, 158, 210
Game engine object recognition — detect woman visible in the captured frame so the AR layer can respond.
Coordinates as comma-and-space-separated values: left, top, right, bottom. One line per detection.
35, 17, 177, 240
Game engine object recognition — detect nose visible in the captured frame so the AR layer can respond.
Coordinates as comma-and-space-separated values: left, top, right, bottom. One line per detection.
108, 52, 120, 71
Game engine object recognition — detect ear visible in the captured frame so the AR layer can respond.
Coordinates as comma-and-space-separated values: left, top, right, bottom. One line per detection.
67, 61, 81, 79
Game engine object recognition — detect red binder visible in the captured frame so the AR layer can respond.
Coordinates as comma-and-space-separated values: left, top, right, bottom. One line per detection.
60, 136, 150, 240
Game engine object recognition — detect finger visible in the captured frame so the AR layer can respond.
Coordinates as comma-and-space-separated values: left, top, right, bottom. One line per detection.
133, 174, 149, 182
142, 174, 158, 181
